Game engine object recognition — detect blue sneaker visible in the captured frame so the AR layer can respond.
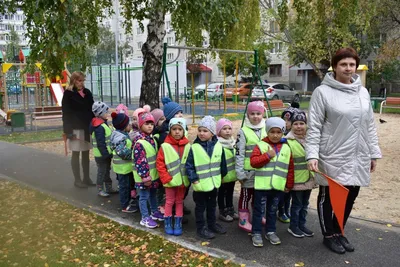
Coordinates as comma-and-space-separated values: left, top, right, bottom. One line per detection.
151, 210, 164, 221
140, 217, 158, 228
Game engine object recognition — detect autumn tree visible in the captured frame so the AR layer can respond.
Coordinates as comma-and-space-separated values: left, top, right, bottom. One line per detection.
5, 26, 21, 62
260, 0, 377, 80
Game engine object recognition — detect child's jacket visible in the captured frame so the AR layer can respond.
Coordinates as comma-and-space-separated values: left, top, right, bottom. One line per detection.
250, 137, 295, 191
110, 130, 132, 175
156, 134, 190, 188
89, 118, 112, 159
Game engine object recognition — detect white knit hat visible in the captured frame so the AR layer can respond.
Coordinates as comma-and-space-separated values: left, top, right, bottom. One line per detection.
198, 115, 216, 135
92, 101, 109, 117
265, 117, 286, 133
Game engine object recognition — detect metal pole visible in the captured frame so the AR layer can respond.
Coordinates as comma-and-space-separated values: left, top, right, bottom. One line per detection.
223, 56, 227, 113
255, 50, 272, 117
109, 64, 113, 106
114, 0, 121, 102
99, 65, 103, 102
176, 62, 179, 103
125, 63, 128, 106
191, 72, 195, 124
128, 64, 131, 105
205, 71, 208, 115
167, 45, 253, 54
162, 43, 172, 99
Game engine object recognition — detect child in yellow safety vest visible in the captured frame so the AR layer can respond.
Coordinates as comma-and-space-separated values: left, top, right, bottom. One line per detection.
90, 101, 118, 197
110, 112, 139, 213
133, 112, 163, 229
216, 118, 239, 222
285, 111, 315, 238
250, 117, 295, 247
185, 116, 228, 239
235, 101, 267, 232
156, 118, 190, 236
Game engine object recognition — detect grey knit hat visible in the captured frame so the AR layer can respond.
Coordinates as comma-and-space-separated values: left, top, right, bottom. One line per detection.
92, 101, 109, 117
198, 115, 216, 135
265, 117, 286, 133
291, 111, 307, 124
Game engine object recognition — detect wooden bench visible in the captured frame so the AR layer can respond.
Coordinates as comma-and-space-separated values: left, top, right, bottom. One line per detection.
31, 106, 63, 131
380, 97, 400, 115
264, 100, 290, 112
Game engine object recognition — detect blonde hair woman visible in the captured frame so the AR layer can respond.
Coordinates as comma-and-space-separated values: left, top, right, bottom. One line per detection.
62, 71, 95, 188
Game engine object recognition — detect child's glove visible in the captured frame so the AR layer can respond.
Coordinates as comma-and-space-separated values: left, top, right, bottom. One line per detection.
142, 176, 152, 187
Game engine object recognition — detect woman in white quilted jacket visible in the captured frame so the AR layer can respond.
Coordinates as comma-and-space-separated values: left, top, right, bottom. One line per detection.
305, 47, 382, 254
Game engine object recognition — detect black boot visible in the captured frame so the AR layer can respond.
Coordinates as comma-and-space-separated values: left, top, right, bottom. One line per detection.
337, 235, 355, 252
81, 151, 95, 186
323, 236, 346, 254
72, 152, 87, 188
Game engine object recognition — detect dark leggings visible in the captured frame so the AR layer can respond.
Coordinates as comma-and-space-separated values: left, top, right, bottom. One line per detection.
71, 151, 90, 181
218, 182, 235, 210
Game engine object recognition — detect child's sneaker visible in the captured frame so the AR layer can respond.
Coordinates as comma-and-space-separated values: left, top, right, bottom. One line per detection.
151, 210, 164, 221
97, 190, 110, 197
299, 226, 314, 237
288, 226, 305, 238
219, 209, 234, 222
227, 207, 239, 220
105, 183, 119, 194
122, 204, 138, 213
140, 217, 158, 228
278, 213, 290, 223
252, 233, 264, 247
265, 232, 281, 245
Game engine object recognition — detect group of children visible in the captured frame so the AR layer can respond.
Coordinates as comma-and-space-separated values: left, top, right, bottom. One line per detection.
89, 97, 315, 247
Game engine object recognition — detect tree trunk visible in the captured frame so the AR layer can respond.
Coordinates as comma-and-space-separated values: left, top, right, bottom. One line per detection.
139, 5, 166, 109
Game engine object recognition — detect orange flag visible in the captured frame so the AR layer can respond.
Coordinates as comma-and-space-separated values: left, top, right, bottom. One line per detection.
317, 171, 349, 235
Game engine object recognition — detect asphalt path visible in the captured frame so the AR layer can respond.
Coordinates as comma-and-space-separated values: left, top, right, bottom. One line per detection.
1, 141, 399, 267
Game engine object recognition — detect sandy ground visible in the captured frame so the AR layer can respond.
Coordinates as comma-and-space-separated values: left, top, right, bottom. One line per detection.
22, 113, 400, 224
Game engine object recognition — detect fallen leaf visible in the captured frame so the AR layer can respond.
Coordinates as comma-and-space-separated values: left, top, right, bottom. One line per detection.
295, 262, 305, 267
345, 261, 350, 264
385, 230, 389, 233
44, 264, 49, 267
378, 237, 383, 240
104, 264, 111, 267
201, 242, 210, 246
224, 259, 231, 265
199, 255, 206, 261
386, 224, 392, 228
356, 228, 361, 231
240, 264, 246, 267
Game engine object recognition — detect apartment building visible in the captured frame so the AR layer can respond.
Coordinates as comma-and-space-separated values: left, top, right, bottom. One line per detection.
0, 10, 29, 56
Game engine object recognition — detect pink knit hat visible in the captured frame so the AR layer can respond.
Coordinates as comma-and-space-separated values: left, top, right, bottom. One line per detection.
115, 104, 128, 114
151, 108, 165, 125
216, 118, 233, 136
138, 112, 155, 128
247, 101, 265, 115
132, 105, 150, 119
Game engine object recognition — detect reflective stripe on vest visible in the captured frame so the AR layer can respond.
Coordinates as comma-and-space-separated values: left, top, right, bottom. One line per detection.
132, 139, 159, 183
192, 142, 223, 192
222, 147, 237, 183
92, 123, 112, 157
161, 143, 190, 188
112, 138, 132, 175
242, 126, 267, 170
287, 139, 311, 184
254, 142, 291, 191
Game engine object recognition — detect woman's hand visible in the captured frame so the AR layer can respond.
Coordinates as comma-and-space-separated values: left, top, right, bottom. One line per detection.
307, 159, 319, 172
370, 159, 377, 173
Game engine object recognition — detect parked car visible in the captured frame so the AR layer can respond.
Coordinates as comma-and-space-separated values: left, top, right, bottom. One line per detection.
186, 83, 207, 99
224, 83, 253, 99
7, 85, 21, 95
251, 83, 300, 102
206, 83, 233, 98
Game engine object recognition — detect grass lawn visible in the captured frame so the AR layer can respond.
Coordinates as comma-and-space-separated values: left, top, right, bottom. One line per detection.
0, 130, 63, 143
0, 180, 239, 267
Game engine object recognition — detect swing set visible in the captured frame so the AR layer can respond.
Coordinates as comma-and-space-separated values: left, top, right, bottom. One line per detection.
160, 44, 274, 125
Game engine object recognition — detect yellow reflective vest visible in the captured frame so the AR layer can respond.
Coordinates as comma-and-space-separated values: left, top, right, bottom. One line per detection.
254, 142, 291, 191
191, 142, 223, 192
222, 147, 237, 183
92, 123, 112, 157
242, 126, 267, 170
132, 139, 159, 183
161, 143, 190, 187
112, 138, 132, 175
287, 139, 312, 184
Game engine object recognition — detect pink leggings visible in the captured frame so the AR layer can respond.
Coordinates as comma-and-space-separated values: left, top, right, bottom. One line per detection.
164, 186, 186, 217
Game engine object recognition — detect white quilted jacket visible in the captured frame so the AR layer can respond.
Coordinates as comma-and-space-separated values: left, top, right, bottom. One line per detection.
305, 73, 382, 186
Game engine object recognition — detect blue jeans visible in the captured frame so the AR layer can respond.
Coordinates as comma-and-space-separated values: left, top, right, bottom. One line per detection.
193, 188, 217, 231
117, 173, 131, 209
252, 190, 283, 234
94, 157, 112, 186
290, 190, 311, 229
138, 188, 158, 219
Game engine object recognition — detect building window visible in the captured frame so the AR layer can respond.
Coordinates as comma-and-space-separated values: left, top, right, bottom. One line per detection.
136, 26, 144, 35
269, 64, 282, 77
269, 21, 280, 33
270, 42, 283, 54
167, 37, 174, 45
137, 42, 143, 50
166, 21, 171, 30
167, 53, 174, 60
297, 70, 303, 76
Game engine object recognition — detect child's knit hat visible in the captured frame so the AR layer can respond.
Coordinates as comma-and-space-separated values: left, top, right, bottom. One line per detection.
247, 100, 265, 115
111, 112, 130, 130
281, 107, 297, 121
138, 112, 155, 128
151, 108, 165, 125
92, 101, 109, 117
115, 104, 129, 114
291, 111, 307, 124
169, 118, 187, 131
265, 117, 286, 133
198, 115, 216, 135
216, 118, 232, 136
133, 105, 151, 119
162, 97, 183, 120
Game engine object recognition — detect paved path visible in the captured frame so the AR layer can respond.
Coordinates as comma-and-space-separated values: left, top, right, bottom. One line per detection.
1, 141, 399, 267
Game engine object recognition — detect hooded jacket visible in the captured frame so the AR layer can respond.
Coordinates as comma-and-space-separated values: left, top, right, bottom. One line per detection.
305, 73, 382, 186
110, 130, 132, 160
89, 118, 112, 159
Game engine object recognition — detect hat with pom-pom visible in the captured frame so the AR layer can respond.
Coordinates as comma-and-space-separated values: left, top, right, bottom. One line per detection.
111, 112, 130, 130
92, 101, 109, 117
151, 108, 165, 125
115, 104, 128, 114
247, 100, 265, 115
133, 105, 151, 119
162, 97, 183, 120
291, 111, 307, 124
198, 115, 216, 135
138, 112, 155, 129
216, 118, 232, 136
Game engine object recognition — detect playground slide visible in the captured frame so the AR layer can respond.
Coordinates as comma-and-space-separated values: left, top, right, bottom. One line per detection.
50, 83, 64, 106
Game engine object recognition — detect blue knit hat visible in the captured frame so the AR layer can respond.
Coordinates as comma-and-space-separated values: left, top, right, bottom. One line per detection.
162, 97, 183, 120
111, 112, 130, 130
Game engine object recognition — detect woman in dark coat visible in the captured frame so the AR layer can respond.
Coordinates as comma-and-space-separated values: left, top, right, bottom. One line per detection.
62, 71, 94, 188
